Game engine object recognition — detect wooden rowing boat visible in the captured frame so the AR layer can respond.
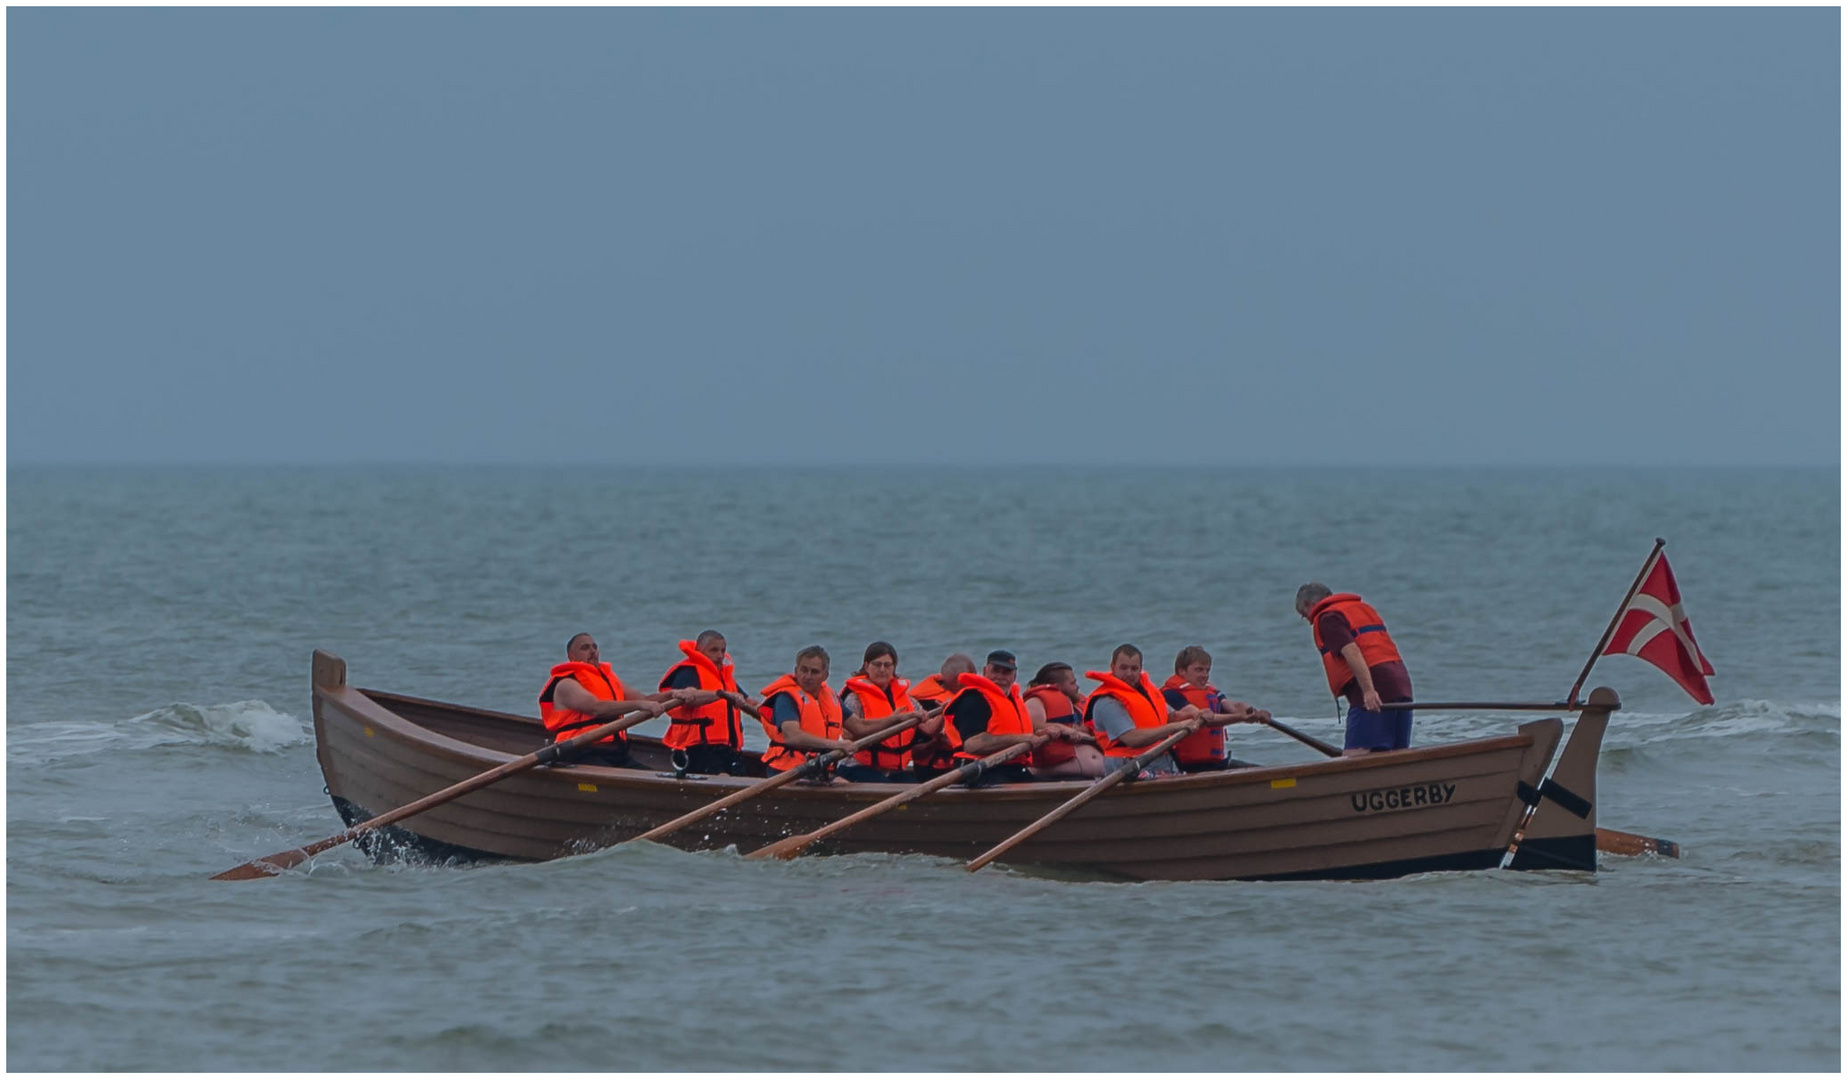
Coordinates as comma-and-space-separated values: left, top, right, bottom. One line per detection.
307, 650, 1615, 881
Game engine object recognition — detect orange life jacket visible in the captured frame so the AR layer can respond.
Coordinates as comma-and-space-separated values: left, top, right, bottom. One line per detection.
1082, 670, 1174, 758
659, 641, 743, 751
841, 675, 919, 772
906, 673, 962, 770
949, 673, 1032, 762
538, 662, 632, 747
1162, 675, 1226, 768
901, 675, 959, 769
909, 673, 956, 709
757, 674, 844, 773
1308, 593, 1404, 697
1023, 684, 1083, 769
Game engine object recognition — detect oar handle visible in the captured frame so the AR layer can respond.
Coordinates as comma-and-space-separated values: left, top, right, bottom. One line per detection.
748, 741, 1031, 861
212, 706, 661, 880
627, 712, 932, 846
966, 720, 1200, 872
1261, 717, 1342, 758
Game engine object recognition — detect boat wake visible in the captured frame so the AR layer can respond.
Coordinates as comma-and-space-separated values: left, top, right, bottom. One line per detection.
7, 700, 310, 764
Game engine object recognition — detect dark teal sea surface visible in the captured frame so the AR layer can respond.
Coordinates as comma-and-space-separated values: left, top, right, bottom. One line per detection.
6, 465, 1839, 1070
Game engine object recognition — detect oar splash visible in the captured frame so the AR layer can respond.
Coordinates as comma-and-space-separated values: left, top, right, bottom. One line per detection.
212, 708, 663, 881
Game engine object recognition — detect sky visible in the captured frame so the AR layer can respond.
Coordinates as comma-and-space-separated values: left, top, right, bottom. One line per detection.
7, 7, 1840, 467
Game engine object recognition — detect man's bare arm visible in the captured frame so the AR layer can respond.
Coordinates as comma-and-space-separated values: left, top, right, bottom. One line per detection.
962, 730, 1046, 756
553, 678, 668, 719
1109, 719, 1194, 749
1338, 643, 1383, 711
777, 720, 854, 754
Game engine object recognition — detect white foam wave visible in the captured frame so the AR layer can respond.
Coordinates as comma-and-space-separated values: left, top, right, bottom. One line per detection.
1616, 699, 1839, 746
139, 700, 310, 753
8, 700, 310, 763
1257, 699, 1839, 754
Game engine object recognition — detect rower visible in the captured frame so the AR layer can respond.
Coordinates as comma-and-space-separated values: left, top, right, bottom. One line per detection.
1161, 645, 1270, 773
909, 653, 975, 778
1294, 583, 1415, 755
838, 641, 938, 783
1082, 643, 1204, 776
1023, 662, 1104, 779
659, 630, 762, 776
944, 650, 1046, 785
539, 632, 678, 769
757, 645, 855, 776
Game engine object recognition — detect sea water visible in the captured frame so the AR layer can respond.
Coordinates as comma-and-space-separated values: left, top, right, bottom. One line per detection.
6, 465, 1838, 1070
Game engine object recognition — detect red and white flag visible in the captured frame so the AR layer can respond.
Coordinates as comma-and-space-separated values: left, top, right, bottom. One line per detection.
1602, 551, 1715, 704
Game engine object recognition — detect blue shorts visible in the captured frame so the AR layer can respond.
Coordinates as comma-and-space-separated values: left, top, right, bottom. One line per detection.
1344, 706, 1413, 751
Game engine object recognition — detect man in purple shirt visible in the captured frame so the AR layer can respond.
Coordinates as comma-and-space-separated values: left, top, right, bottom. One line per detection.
1295, 582, 1414, 753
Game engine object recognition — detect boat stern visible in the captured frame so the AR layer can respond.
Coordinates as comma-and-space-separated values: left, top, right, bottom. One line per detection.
1508, 687, 1616, 872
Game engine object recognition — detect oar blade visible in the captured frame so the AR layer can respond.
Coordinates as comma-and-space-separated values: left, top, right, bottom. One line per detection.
1595, 827, 1681, 859
750, 834, 812, 861
210, 848, 312, 881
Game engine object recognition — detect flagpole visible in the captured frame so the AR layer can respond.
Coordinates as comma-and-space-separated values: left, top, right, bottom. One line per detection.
1565, 537, 1667, 707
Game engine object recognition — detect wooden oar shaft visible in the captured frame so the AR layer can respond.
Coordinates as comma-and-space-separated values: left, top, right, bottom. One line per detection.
212, 707, 659, 880
966, 722, 1200, 873
1261, 717, 1341, 758
1390, 701, 1580, 711
627, 712, 930, 846
748, 742, 1032, 861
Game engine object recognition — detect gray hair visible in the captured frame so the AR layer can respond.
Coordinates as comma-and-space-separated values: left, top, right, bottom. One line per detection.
1294, 582, 1332, 615
694, 629, 726, 649
940, 652, 976, 678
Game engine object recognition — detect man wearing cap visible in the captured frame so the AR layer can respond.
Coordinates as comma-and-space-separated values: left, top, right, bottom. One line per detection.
943, 650, 1047, 784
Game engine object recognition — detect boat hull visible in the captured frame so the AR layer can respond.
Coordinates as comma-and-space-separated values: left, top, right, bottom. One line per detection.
310, 652, 1594, 881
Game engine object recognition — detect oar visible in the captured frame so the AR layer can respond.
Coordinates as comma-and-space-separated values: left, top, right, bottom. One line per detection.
1260, 716, 1342, 758
212, 708, 662, 881
1593, 827, 1681, 859
624, 709, 936, 846
747, 742, 1033, 861
966, 720, 1201, 873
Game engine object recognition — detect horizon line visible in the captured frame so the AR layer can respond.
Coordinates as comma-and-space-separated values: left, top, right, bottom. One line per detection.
6, 458, 1840, 471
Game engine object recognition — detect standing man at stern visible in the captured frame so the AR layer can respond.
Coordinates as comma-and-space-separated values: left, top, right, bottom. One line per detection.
1295, 583, 1414, 754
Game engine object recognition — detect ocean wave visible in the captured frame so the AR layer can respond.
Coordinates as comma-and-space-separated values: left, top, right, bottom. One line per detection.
1258, 700, 1839, 756
1615, 699, 1839, 748
7, 701, 310, 764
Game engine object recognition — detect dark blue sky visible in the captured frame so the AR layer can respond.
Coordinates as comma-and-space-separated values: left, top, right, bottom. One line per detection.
8, 8, 1839, 465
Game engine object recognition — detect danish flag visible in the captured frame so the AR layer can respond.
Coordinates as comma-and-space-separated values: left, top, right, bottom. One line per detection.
1602, 550, 1715, 704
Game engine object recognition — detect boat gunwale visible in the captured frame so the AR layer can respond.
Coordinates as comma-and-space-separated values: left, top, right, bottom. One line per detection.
325, 683, 1548, 802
